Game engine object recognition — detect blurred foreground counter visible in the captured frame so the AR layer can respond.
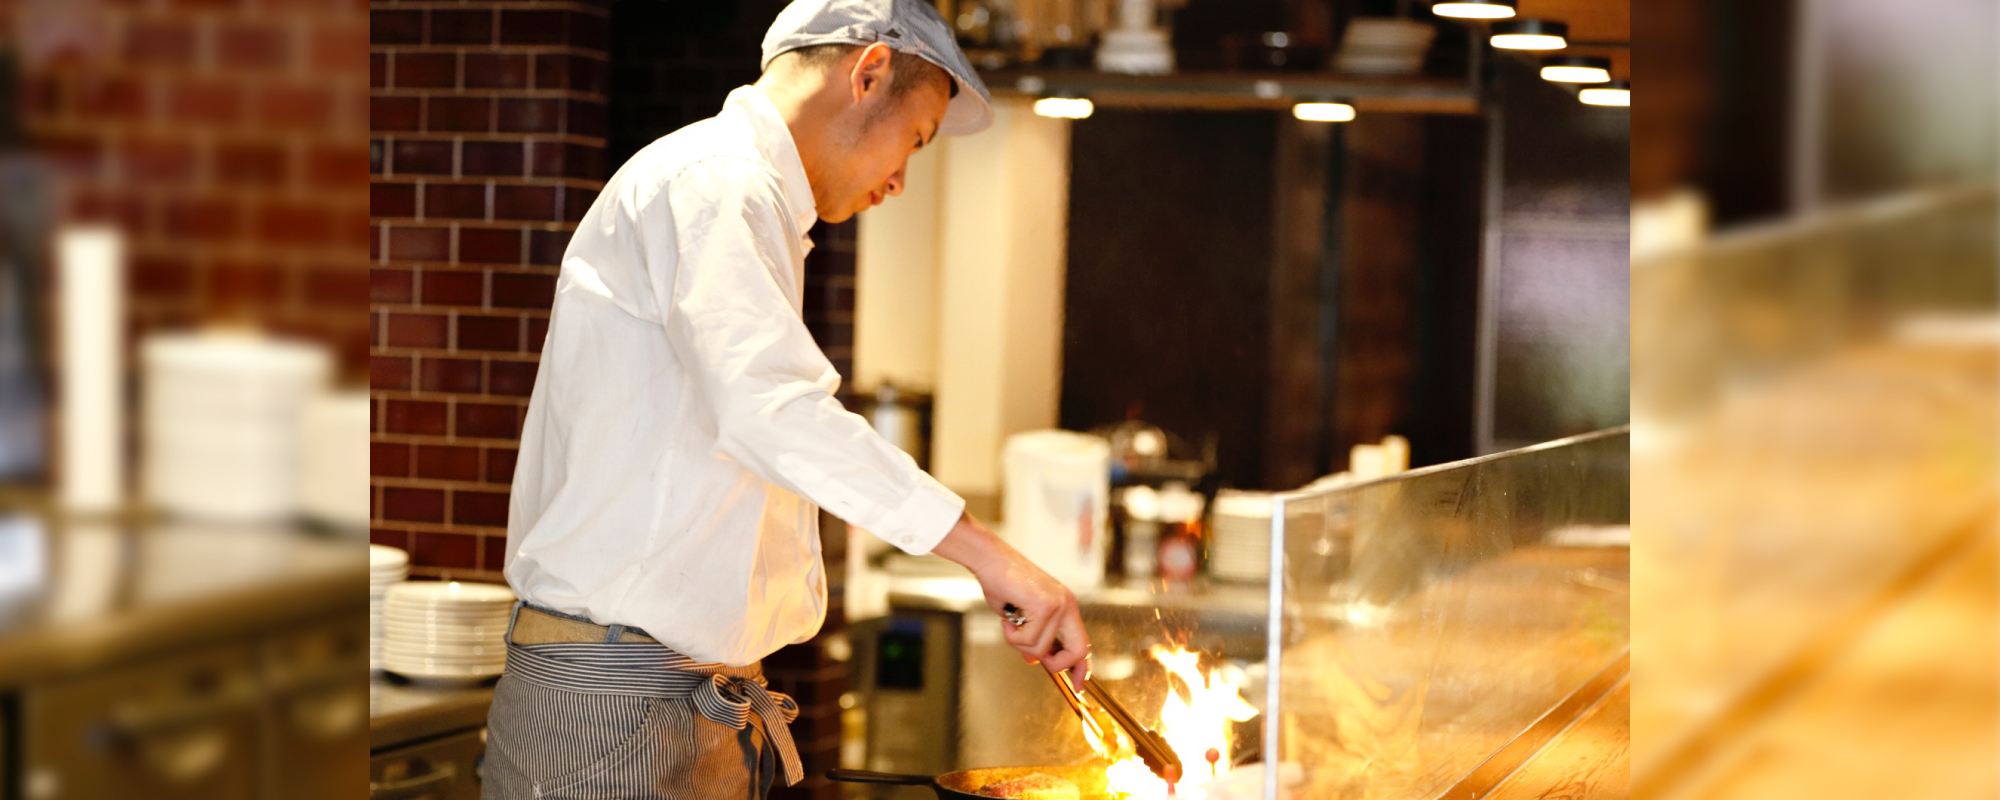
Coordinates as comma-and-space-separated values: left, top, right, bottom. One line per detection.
0, 504, 370, 800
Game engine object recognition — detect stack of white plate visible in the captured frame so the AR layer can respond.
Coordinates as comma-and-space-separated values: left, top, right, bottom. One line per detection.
1333, 17, 1436, 76
381, 581, 515, 682
369, 545, 410, 671
1209, 490, 1276, 582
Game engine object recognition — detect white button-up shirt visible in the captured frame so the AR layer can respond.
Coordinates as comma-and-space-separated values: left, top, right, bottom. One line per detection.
505, 86, 965, 665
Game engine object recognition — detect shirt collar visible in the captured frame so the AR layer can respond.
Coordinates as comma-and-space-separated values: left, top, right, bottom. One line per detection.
727, 86, 819, 239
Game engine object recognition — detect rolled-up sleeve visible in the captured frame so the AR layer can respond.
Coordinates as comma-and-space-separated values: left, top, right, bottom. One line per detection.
644, 156, 963, 554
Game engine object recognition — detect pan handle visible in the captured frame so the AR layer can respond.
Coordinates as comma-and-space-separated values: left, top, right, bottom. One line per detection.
827, 768, 936, 786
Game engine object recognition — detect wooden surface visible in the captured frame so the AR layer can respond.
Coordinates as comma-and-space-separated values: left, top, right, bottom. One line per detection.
1487, 678, 1630, 800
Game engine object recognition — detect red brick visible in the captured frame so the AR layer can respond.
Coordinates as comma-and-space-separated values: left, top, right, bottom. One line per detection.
371, 528, 410, 551
458, 228, 521, 264
163, 197, 239, 241
73, 76, 146, 121
256, 85, 335, 129
430, 9, 494, 45
485, 448, 517, 483
372, 442, 411, 478
383, 487, 445, 523
372, 183, 417, 218
420, 357, 483, 394
492, 185, 554, 222
465, 54, 529, 90
311, 144, 370, 187
370, 10, 424, 45
460, 141, 523, 177
219, 23, 290, 70
570, 11, 610, 51
414, 531, 478, 567
487, 360, 538, 396
372, 267, 415, 303
211, 260, 286, 305
371, 224, 381, 261
531, 141, 603, 180
313, 24, 370, 73
371, 97, 421, 132
216, 142, 287, 186
567, 56, 608, 95
499, 10, 566, 45
72, 189, 149, 230
455, 402, 520, 438
533, 54, 569, 92
38, 134, 104, 179
564, 187, 596, 222
456, 315, 520, 352
387, 226, 450, 262
421, 269, 484, 306
168, 81, 242, 124
384, 399, 448, 435
570, 100, 607, 137
126, 20, 197, 66
372, 355, 414, 390
385, 312, 448, 347
256, 203, 334, 245
416, 444, 481, 481
527, 317, 549, 351
371, 53, 387, 88
452, 490, 509, 526
427, 97, 491, 133
491, 273, 554, 309
305, 266, 368, 306
122, 137, 196, 183
483, 535, 507, 571
130, 253, 193, 298
496, 98, 561, 133
371, 139, 385, 175
344, 209, 375, 251
424, 183, 487, 220
393, 52, 457, 90
388, 140, 452, 176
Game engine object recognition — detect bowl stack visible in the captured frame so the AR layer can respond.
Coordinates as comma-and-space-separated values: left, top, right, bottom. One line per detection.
1208, 490, 1275, 582
369, 545, 410, 670
381, 581, 516, 683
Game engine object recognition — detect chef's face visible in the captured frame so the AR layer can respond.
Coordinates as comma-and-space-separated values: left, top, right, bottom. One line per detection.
818, 48, 949, 223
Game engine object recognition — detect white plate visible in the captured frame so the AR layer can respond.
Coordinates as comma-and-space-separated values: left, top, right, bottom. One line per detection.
385, 581, 514, 603
382, 660, 504, 680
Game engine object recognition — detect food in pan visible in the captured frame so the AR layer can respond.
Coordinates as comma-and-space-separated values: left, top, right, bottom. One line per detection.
976, 772, 1082, 800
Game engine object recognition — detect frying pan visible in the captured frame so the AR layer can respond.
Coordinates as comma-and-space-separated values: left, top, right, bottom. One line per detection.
827, 765, 1114, 800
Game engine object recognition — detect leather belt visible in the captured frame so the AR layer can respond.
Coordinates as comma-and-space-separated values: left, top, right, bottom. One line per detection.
510, 603, 660, 645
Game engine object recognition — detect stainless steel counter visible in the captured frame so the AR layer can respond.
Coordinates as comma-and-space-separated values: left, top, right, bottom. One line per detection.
369, 677, 495, 751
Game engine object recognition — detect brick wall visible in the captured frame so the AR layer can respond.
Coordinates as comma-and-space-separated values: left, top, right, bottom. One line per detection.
10, 0, 371, 378
367, 0, 611, 579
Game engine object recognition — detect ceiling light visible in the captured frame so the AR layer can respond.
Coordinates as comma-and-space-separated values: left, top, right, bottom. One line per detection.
1579, 80, 1629, 106
1292, 101, 1355, 122
1490, 19, 1567, 50
1432, 0, 1515, 20
1033, 95, 1094, 119
1540, 55, 1611, 83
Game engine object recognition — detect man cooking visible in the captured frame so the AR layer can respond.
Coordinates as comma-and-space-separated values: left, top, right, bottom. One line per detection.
482, 1, 1092, 798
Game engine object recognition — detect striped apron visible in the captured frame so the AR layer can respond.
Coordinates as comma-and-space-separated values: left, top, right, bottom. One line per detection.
481, 604, 803, 799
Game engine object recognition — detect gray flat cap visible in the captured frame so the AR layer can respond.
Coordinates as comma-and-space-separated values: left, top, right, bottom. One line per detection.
761, 0, 994, 136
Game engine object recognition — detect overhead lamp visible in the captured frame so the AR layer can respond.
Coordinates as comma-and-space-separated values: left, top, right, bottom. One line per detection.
1490, 19, 1567, 50
1579, 80, 1629, 107
1432, 0, 1515, 20
1292, 100, 1355, 122
1033, 93, 1094, 119
1540, 55, 1610, 83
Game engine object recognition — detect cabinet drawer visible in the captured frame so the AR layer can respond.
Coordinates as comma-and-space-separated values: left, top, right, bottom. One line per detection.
370, 728, 485, 800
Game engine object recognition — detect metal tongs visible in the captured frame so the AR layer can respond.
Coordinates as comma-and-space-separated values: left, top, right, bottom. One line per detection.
1004, 605, 1184, 785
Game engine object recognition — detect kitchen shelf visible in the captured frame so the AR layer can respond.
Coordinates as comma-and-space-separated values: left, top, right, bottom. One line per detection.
978, 69, 1480, 114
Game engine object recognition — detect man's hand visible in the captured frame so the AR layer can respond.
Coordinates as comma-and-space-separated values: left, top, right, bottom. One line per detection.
930, 512, 1090, 690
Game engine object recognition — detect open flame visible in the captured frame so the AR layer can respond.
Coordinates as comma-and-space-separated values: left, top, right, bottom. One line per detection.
1086, 646, 1260, 799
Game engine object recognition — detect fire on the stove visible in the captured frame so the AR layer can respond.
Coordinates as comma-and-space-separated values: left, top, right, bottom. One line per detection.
1087, 646, 1259, 799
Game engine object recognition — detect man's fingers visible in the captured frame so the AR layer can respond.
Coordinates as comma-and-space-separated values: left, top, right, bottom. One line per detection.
1029, 605, 1062, 660
1052, 602, 1090, 690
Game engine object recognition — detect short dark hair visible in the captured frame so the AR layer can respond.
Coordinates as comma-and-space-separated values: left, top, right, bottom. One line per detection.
781, 43, 958, 101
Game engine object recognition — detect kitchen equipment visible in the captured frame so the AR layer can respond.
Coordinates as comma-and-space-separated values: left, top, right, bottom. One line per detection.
141, 330, 332, 523
1002, 430, 1111, 591
1332, 17, 1436, 76
370, 727, 484, 800
300, 391, 371, 531
379, 581, 514, 683
369, 545, 411, 672
1095, 0, 1172, 74
0, 148, 50, 484
1006, 602, 1183, 784
57, 226, 124, 514
1207, 490, 1273, 583
829, 765, 1111, 800
860, 382, 933, 469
